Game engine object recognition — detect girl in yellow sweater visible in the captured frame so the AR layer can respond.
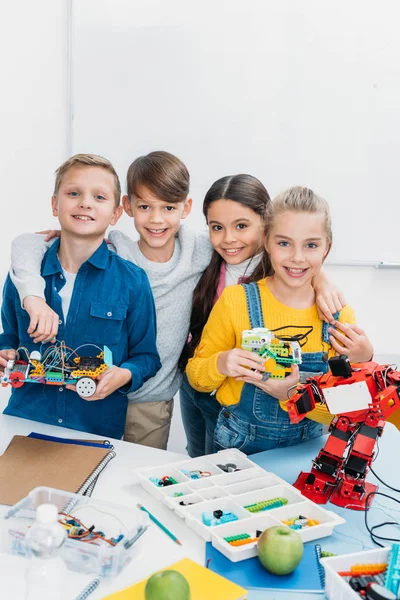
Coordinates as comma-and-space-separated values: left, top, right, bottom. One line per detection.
186, 186, 373, 454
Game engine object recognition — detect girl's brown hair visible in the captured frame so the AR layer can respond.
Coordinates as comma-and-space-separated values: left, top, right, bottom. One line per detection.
181, 174, 272, 367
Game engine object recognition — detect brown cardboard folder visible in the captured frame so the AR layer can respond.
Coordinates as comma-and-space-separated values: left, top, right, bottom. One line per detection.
0, 435, 115, 505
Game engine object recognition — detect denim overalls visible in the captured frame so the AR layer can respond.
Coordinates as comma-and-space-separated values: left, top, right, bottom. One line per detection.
213, 282, 338, 455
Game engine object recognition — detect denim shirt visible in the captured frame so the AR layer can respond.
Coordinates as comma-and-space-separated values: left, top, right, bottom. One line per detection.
0, 239, 161, 438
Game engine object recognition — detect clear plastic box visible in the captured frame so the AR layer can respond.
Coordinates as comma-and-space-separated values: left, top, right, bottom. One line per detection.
134, 448, 345, 561
0, 486, 148, 577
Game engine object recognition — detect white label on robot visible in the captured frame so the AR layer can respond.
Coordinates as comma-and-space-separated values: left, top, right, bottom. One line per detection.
323, 381, 371, 414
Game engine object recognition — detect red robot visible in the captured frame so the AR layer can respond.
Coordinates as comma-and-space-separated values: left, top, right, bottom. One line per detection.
286, 356, 400, 510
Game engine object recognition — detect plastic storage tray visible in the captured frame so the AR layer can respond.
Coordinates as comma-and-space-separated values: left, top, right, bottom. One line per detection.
135, 448, 345, 562
0, 486, 148, 577
321, 548, 390, 600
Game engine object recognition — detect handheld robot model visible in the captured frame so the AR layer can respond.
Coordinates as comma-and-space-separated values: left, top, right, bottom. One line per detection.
242, 327, 302, 380
286, 356, 400, 510
0, 341, 112, 398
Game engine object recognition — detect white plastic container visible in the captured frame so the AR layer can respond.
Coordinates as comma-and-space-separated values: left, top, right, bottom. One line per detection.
134, 448, 345, 561
321, 548, 390, 600
211, 512, 280, 562
1, 486, 148, 578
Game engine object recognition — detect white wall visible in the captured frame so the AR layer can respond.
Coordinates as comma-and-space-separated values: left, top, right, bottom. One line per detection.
323, 267, 399, 361
0, 0, 69, 286
72, 0, 400, 266
0, 1, 398, 456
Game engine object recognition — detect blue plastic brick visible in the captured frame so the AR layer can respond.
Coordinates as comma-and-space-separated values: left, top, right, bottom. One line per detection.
202, 511, 238, 527
385, 543, 400, 595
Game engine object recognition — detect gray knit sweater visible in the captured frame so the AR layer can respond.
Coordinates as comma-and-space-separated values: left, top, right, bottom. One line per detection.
10, 225, 212, 403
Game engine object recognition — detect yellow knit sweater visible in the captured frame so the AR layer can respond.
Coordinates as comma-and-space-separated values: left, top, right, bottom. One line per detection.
186, 278, 356, 425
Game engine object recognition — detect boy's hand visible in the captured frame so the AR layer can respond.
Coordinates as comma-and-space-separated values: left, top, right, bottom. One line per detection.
35, 230, 61, 242
328, 322, 374, 363
217, 348, 266, 379
66, 366, 132, 401
235, 364, 300, 400
313, 271, 346, 323
0, 349, 18, 373
24, 297, 59, 343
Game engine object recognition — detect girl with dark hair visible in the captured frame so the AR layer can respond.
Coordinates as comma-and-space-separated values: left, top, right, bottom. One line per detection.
180, 177, 345, 457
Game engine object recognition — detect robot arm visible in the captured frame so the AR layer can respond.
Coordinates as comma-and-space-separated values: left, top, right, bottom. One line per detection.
286, 377, 330, 424
286, 383, 319, 423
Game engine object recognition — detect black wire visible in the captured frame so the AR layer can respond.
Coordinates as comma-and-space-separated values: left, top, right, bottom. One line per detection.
364, 490, 400, 547
370, 466, 400, 493
269, 325, 314, 347
364, 465, 400, 545
373, 437, 380, 463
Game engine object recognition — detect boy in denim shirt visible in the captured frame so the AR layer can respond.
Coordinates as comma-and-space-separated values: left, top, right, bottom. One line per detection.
0, 154, 161, 438
10, 152, 212, 450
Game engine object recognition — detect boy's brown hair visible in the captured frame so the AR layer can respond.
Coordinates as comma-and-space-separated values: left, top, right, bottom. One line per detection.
126, 151, 190, 203
54, 154, 121, 206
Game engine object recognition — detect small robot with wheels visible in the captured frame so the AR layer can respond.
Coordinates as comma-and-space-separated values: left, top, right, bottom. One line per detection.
1, 341, 112, 399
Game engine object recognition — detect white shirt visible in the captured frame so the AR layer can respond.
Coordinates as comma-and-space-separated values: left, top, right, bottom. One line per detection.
225, 252, 264, 287
58, 268, 77, 321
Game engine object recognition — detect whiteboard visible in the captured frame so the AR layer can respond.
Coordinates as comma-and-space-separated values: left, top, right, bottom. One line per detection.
72, 0, 400, 263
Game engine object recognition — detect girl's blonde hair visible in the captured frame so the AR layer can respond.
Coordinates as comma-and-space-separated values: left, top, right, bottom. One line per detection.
265, 185, 332, 250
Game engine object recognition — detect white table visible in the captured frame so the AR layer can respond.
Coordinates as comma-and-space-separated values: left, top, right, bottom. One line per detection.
0, 413, 203, 599
1, 413, 399, 600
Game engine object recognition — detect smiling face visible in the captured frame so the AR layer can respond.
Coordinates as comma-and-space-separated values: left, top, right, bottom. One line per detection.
123, 186, 192, 261
265, 210, 330, 291
207, 199, 264, 264
51, 166, 122, 240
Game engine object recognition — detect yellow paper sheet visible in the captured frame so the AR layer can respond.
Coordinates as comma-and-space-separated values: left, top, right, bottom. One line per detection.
102, 558, 247, 600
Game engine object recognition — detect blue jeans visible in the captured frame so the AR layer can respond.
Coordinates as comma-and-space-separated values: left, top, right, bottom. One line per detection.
213, 381, 323, 455
180, 373, 221, 457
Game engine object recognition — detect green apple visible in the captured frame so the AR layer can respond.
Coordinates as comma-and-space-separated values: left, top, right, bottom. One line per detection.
257, 526, 303, 575
144, 569, 190, 600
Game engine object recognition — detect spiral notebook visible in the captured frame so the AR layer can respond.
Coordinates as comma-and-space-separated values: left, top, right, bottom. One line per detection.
0, 434, 115, 505
205, 542, 325, 594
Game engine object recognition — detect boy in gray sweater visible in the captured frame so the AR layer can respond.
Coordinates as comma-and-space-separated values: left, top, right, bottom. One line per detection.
10, 151, 212, 449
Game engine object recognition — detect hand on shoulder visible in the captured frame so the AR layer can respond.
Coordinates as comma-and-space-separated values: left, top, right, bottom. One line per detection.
328, 321, 374, 363
314, 271, 347, 323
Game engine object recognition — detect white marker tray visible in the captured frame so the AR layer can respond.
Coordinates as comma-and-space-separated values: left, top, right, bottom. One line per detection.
134, 449, 345, 562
